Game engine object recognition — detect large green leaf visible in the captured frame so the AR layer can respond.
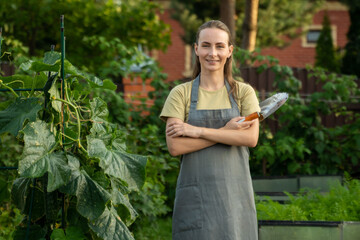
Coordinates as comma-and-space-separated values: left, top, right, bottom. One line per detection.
88, 137, 147, 192
50, 227, 86, 240
60, 154, 110, 221
30, 60, 61, 73
94, 79, 117, 91
11, 178, 45, 220
111, 181, 138, 226
0, 74, 43, 89
89, 97, 114, 145
19, 120, 71, 191
88, 207, 134, 240
63, 60, 103, 86
43, 51, 61, 65
90, 97, 109, 122
0, 97, 42, 136
48, 79, 62, 112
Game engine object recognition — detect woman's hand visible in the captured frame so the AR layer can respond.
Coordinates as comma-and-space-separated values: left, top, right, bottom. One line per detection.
224, 116, 256, 130
166, 121, 202, 138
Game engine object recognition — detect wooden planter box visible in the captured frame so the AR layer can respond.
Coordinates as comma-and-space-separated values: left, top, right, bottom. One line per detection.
258, 220, 360, 240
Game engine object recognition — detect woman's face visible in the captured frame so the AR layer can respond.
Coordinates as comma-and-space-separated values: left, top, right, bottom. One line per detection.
194, 27, 233, 74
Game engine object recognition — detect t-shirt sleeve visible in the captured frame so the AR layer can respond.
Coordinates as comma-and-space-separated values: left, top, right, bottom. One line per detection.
239, 84, 261, 116
159, 84, 187, 122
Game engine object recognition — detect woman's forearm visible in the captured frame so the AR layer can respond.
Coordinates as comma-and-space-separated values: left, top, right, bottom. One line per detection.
198, 120, 259, 147
166, 135, 216, 156
165, 117, 259, 156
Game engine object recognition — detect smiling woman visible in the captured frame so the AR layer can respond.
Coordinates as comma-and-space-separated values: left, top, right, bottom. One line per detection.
160, 20, 260, 240
194, 28, 233, 78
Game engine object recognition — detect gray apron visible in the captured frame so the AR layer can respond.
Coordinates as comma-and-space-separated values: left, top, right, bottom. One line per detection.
172, 75, 258, 240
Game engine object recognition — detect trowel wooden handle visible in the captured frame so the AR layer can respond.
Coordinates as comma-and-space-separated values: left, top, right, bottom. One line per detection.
244, 112, 260, 121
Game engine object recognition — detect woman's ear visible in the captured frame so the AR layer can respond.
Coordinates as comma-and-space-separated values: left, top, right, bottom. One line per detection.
194, 43, 199, 56
228, 45, 234, 58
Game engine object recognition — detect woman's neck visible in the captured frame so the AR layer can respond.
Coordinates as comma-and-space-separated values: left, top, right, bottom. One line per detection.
199, 71, 225, 91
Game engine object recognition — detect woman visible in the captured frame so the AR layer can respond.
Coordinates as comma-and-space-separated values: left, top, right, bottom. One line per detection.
160, 20, 260, 240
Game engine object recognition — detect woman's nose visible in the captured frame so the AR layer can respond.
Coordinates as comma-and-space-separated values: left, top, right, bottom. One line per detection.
209, 47, 217, 56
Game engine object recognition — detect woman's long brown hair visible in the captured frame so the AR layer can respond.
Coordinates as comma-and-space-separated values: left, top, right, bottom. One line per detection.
192, 20, 238, 100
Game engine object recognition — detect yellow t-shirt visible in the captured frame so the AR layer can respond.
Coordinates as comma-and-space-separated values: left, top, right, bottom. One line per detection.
160, 80, 260, 122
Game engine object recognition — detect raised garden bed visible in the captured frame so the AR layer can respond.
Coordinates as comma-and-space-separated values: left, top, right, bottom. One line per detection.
252, 175, 343, 201
258, 220, 360, 240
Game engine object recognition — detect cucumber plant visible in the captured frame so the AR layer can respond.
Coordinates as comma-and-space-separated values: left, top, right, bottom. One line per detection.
0, 50, 147, 239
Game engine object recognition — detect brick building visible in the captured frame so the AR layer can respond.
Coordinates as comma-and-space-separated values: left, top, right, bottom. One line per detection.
260, 1, 349, 67
123, 0, 350, 105
152, 0, 350, 79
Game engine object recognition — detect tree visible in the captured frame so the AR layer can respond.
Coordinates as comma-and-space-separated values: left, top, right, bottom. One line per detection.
340, 0, 360, 77
0, 0, 171, 77
220, 0, 236, 43
241, 0, 259, 51
315, 13, 340, 72
171, 0, 324, 48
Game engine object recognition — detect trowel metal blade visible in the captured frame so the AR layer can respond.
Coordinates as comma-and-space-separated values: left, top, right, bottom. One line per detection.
259, 92, 289, 120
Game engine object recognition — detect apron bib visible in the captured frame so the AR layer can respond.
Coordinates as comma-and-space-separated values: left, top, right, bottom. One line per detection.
172, 75, 258, 240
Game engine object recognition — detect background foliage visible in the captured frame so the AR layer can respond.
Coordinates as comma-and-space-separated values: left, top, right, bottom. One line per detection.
234, 48, 360, 176
0, 0, 171, 77
257, 178, 360, 221
171, 0, 324, 47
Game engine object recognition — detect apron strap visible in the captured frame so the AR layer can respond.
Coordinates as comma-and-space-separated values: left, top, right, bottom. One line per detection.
190, 75, 238, 114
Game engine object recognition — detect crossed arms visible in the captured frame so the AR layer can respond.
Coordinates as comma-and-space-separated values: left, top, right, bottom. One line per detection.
165, 116, 259, 156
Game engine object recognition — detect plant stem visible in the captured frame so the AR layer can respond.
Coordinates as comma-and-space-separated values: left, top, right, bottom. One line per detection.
0, 81, 19, 97
7, 80, 25, 88
52, 98, 83, 150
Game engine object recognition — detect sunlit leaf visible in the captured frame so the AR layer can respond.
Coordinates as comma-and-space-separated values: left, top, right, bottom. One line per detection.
0, 74, 46, 89
64, 60, 103, 86
90, 79, 117, 91
88, 137, 147, 192
30, 61, 61, 73
111, 181, 138, 226
89, 207, 134, 240
43, 51, 61, 65
89, 97, 113, 144
60, 154, 110, 221
19, 120, 71, 191
49, 79, 62, 112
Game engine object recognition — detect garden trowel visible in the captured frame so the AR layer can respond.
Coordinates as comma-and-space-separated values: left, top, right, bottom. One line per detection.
238, 92, 289, 123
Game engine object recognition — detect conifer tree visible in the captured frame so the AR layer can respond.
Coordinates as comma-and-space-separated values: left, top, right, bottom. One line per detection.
340, 0, 360, 77
315, 13, 340, 73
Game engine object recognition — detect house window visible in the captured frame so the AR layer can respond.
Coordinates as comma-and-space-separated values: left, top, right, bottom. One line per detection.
306, 30, 321, 44
302, 25, 337, 48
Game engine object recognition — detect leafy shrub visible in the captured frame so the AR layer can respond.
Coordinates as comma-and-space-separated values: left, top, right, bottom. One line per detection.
257, 178, 360, 221
0, 51, 147, 239
234, 48, 360, 176
92, 59, 180, 223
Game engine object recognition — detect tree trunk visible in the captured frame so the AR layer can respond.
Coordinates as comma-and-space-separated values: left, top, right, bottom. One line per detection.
242, 0, 259, 51
220, 0, 236, 44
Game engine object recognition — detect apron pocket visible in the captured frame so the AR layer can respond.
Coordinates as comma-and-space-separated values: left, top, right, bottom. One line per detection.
172, 184, 203, 233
